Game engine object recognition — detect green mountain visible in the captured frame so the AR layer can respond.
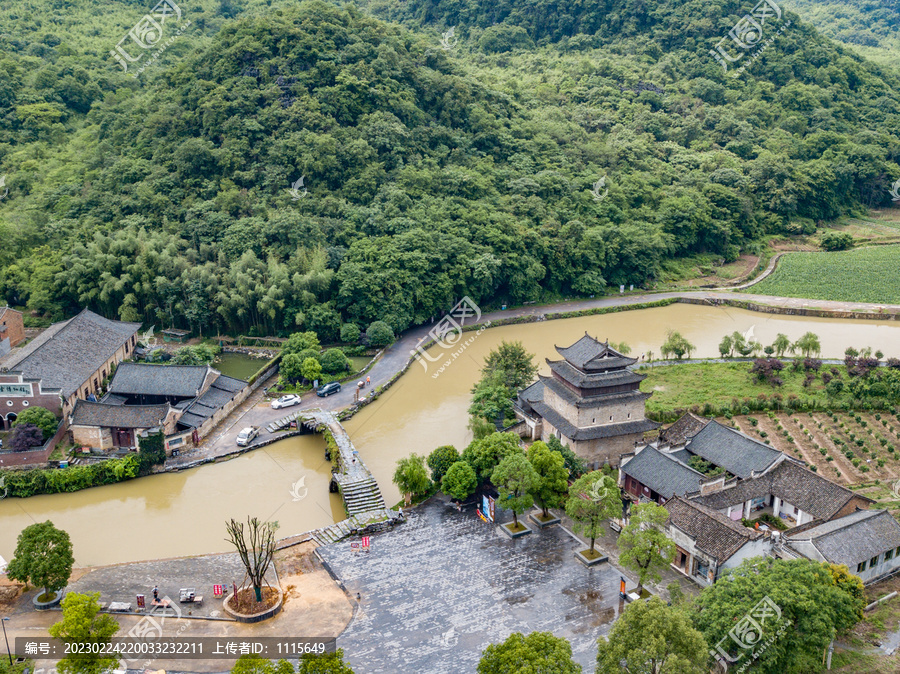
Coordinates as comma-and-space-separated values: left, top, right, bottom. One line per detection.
0, 0, 898, 337
783, 0, 900, 69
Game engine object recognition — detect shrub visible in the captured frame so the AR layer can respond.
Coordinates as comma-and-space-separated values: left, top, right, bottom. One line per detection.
749, 417, 758, 426
340, 323, 361, 344
13, 407, 59, 439
366, 321, 395, 347
9, 424, 44, 452
820, 231, 853, 251
319, 348, 351, 374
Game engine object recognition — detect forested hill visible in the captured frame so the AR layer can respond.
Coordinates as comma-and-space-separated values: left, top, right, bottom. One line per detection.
783, 0, 900, 68
0, 0, 898, 339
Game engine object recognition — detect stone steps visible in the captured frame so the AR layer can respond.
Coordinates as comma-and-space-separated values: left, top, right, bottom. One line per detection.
309, 508, 401, 546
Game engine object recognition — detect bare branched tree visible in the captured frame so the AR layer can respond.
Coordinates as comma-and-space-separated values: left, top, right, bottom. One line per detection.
225, 517, 278, 603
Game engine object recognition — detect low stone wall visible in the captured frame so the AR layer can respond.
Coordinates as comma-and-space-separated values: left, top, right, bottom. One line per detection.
679, 296, 900, 321
169, 430, 306, 471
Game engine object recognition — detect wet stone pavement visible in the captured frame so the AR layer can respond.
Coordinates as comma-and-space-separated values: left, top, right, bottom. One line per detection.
318, 497, 631, 673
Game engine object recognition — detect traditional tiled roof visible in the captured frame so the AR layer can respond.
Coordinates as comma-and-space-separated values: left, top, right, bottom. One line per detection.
70, 399, 171, 429
108, 363, 210, 398
1, 309, 140, 398
665, 496, 764, 562
546, 359, 645, 389
176, 375, 247, 429
692, 460, 870, 521
518, 380, 544, 404
555, 333, 636, 371
684, 421, 782, 479
532, 402, 659, 441
621, 446, 704, 499
784, 509, 900, 566
661, 413, 710, 447
539, 375, 650, 408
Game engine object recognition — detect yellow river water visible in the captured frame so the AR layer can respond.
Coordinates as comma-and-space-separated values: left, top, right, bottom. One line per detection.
2, 303, 899, 566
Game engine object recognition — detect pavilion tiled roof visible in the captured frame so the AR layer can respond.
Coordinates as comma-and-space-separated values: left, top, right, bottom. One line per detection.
665, 496, 764, 562
546, 359, 645, 389
784, 509, 900, 566
684, 421, 782, 479
539, 375, 650, 409
108, 363, 211, 398
554, 333, 636, 371
176, 375, 247, 429
692, 460, 871, 521
660, 412, 711, 447
620, 446, 704, 499
1, 309, 140, 398
70, 399, 171, 429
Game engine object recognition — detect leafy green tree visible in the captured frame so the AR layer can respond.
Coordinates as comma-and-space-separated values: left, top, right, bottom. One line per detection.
481, 341, 538, 392
565, 472, 621, 556
718, 335, 733, 358
547, 435, 587, 478
696, 558, 865, 673
13, 406, 59, 439
660, 331, 695, 360
478, 632, 580, 674
610, 341, 632, 355
231, 655, 294, 674
393, 454, 431, 506
340, 324, 361, 344
6, 520, 74, 599
527, 441, 569, 518
283, 331, 321, 356
772, 333, 791, 358
461, 432, 522, 482
792, 331, 822, 358
301, 357, 322, 383
596, 596, 707, 674
173, 345, 204, 365
441, 461, 478, 501
366, 321, 394, 347
280, 353, 304, 384
299, 649, 355, 674
730, 331, 754, 357
820, 231, 853, 251
468, 415, 496, 441
49, 592, 120, 674
320, 348, 351, 374
827, 563, 866, 621
427, 445, 460, 482
491, 453, 539, 529
617, 503, 676, 594
469, 373, 515, 426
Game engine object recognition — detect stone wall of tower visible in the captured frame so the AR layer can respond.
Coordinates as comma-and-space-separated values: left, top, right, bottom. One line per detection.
543, 383, 647, 427
540, 420, 643, 468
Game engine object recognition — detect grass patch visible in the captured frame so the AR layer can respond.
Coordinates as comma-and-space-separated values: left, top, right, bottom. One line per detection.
748, 245, 900, 304
505, 521, 528, 533
642, 361, 854, 417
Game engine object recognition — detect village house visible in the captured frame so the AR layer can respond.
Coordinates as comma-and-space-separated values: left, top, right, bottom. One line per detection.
65, 362, 252, 455
0, 371, 63, 429
516, 334, 659, 467
0, 309, 140, 419
779, 509, 900, 584
0, 307, 25, 357
69, 400, 179, 451
664, 496, 769, 585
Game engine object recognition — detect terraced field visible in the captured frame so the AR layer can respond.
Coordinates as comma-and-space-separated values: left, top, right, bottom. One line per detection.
748, 244, 900, 304
726, 411, 900, 518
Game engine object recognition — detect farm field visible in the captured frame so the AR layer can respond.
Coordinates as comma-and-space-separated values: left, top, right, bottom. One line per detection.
747, 244, 900, 304
723, 411, 900, 519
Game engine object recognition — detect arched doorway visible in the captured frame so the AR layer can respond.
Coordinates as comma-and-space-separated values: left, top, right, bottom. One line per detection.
5, 412, 17, 430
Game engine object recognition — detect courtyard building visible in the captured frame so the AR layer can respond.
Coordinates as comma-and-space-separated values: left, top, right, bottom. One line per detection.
516, 333, 659, 467
0, 308, 140, 419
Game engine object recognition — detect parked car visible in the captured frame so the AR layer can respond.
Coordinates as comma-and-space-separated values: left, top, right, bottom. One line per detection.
316, 382, 342, 397
271, 394, 302, 409
236, 427, 259, 446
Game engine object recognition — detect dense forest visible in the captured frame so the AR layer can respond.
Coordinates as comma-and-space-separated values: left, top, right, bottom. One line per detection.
0, 0, 898, 338
784, 0, 900, 68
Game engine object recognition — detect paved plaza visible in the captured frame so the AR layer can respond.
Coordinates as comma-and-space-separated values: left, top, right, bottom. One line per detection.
318, 496, 634, 673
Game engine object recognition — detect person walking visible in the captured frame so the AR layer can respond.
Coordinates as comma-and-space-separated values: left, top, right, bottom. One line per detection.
366, 376, 371, 387
152, 586, 159, 602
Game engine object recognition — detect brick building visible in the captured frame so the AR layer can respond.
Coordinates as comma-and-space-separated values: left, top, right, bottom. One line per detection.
0, 307, 25, 357
0, 308, 141, 417
0, 371, 63, 429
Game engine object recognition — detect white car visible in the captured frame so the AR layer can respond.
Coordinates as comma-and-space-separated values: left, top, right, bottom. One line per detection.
236, 427, 259, 447
271, 394, 302, 409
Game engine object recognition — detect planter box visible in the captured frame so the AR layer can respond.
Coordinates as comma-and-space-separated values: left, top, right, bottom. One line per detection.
575, 550, 608, 567
500, 522, 532, 539
33, 591, 63, 610
529, 512, 561, 529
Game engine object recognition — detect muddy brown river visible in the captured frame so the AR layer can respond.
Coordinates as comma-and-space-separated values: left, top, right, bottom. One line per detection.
2, 303, 899, 566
